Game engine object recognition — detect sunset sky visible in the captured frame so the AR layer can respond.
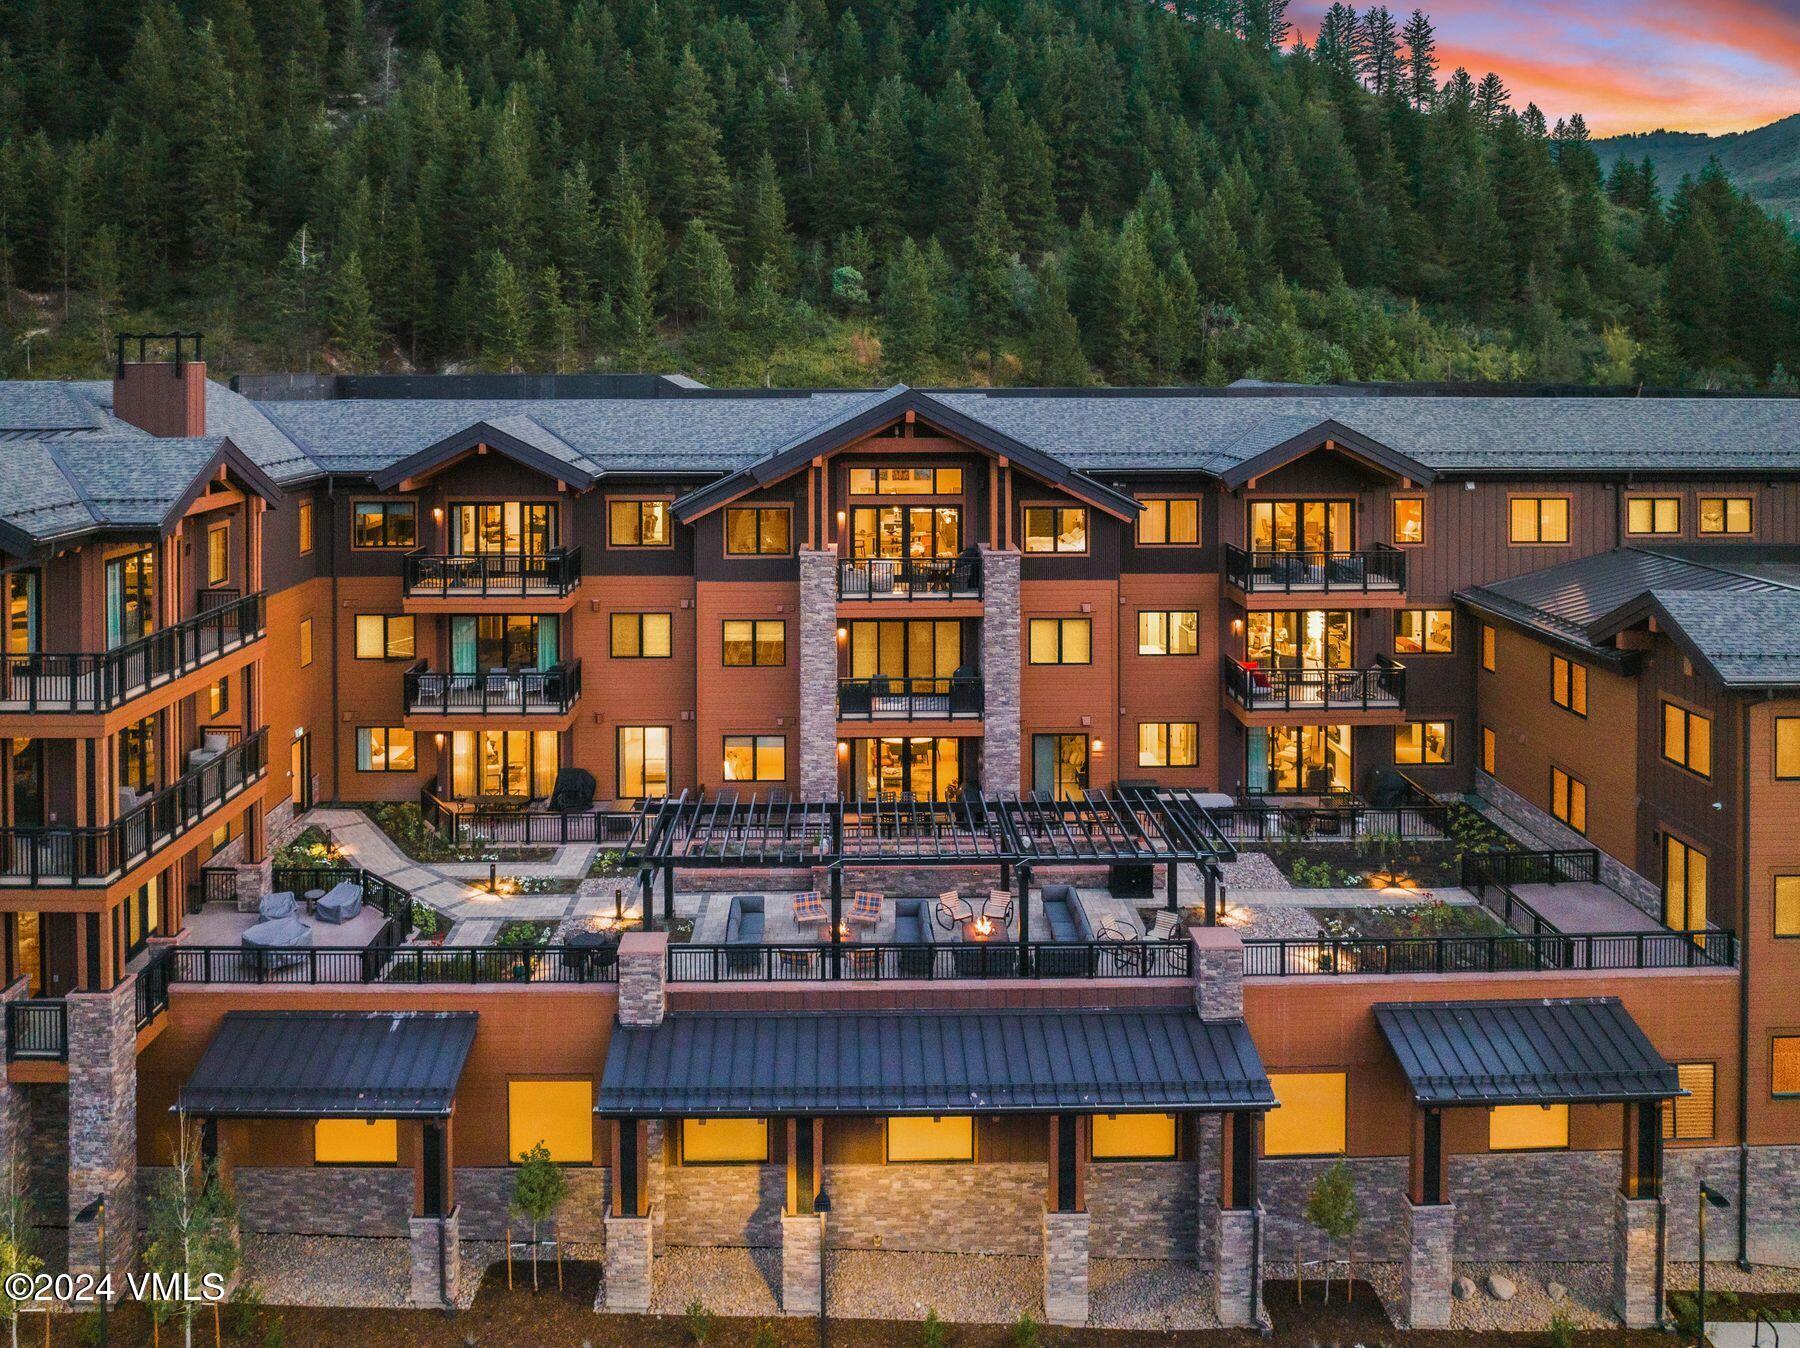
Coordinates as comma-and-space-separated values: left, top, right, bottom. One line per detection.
1290, 0, 1800, 136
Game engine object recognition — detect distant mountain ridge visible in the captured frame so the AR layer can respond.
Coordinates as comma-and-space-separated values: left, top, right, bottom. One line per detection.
1595, 114, 1800, 221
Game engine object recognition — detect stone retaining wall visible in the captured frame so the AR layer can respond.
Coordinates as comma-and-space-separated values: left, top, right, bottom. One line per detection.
1476, 772, 1659, 914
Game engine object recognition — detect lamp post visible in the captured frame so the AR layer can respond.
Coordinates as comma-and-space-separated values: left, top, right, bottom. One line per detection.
74, 1195, 106, 1347
1697, 1183, 1730, 1344
814, 1188, 831, 1348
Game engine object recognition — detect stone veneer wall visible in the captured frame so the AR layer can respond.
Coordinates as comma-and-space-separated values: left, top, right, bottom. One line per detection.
67, 982, 138, 1283
822, 1161, 1043, 1253
1476, 771, 1660, 915
454, 1167, 610, 1242
1088, 1161, 1198, 1260
796, 549, 839, 800
978, 548, 1021, 793
661, 1163, 786, 1247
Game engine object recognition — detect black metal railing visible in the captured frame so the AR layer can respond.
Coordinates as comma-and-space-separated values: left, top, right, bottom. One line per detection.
838, 556, 982, 600
135, 946, 173, 1029
271, 865, 422, 932
0, 591, 265, 713
0, 728, 267, 886
165, 942, 619, 985
403, 548, 582, 598
1223, 543, 1406, 594
1461, 848, 1601, 890
837, 675, 983, 720
419, 788, 643, 848
1211, 797, 1451, 842
403, 661, 582, 716
668, 939, 1192, 982
1222, 656, 1406, 713
5, 999, 66, 1060
1244, 929, 1737, 976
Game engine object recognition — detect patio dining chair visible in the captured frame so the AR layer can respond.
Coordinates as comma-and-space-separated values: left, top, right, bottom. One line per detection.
934, 889, 975, 931
792, 891, 827, 925
848, 890, 882, 926
982, 890, 1015, 926
1147, 911, 1183, 941
1093, 916, 1136, 942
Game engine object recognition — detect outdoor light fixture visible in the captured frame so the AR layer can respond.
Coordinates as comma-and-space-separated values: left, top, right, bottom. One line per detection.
1697, 1183, 1731, 1341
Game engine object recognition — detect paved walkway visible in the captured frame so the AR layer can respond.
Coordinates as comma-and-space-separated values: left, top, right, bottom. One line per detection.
1509, 880, 1661, 932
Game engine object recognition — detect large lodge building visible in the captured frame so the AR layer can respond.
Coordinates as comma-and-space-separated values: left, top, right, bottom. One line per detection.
0, 338, 1796, 1326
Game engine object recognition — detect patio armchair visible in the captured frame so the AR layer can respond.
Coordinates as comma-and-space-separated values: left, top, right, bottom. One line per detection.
792, 891, 827, 925
257, 891, 298, 922
982, 890, 1016, 927
934, 889, 974, 932
315, 881, 364, 925
1094, 916, 1137, 942
847, 890, 882, 926
1147, 911, 1183, 941
241, 915, 312, 971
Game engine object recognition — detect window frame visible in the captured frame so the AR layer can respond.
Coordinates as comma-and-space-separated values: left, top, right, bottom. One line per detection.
356, 726, 417, 774
1625, 495, 1681, 537
298, 617, 314, 668
1698, 495, 1754, 536
606, 497, 674, 549
507, 1079, 595, 1164
314, 1118, 398, 1167
1262, 1071, 1347, 1158
1550, 765, 1588, 835
1775, 874, 1800, 939
297, 500, 314, 555
1137, 721, 1199, 768
1487, 1103, 1570, 1152
206, 521, 230, 587
1481, 624, 1496, 673
1507, 495, 1571, 546
722, 734, 786, 783
616, 725, 672, 800
722, 619, 786, 667
1090, 1113, 1178, 1161
1394, 608, 1454, 656
1028, 617, 1093, 666
1663, 1062, 1716, 1141
350, 499, 419, 550
353, 613, 417, 661
1136, 610, 1199, 657
1395, 720, 1452, 766
723, 505, 793, 557
1773, 1035, 1800, 1099
1661, 700, 1713, 779
609, 612, 673, 660
1481, 725, 1497, 775
1021, 504, 1090, 555
884, 1115, 976, 1164
680, 1118, 769, 1165
1551, 655, 1588, 717
1776, 718, 1800, 780
848, 466, 964, 497
1391, 496, 1426, 546
1135, 497, 1200, 546
208, 677, 229, 719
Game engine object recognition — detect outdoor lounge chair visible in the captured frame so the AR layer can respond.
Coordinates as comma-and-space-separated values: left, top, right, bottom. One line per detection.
847, 890, 882, 926
1094, 916, 1137, 942
792, 891, 827, 925
257, 891, 297, 922
934, 889, 974, 931
241, 915, 312, 970
1147, 910, 1182, 941
315, 881, 364, 924
982, 890, 1015, 926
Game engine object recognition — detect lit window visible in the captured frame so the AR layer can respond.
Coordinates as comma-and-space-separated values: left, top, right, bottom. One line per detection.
1551, 766, 1587, 834
1264, 1072, 1346, 1156
208, 678, 229, 718
1776, 718, 1800, 779
723, 735, 785, 782
1626, 497, 1681, 536
1395, 609, 1453, 655
299, 617, 313, 668
1488, 1104, 1568, 1151
297, 501, 314, 555
886, 1116, 973, 1162
1663, 1063, 1715, 1140
356, 727, 416, 773
682, 1118, 767, 1164
1509, 497, 1569, 544
1023, 506, 1088, 554
1481, 624, 1496, 672
1481, 725, 1496, 774
725, 506, 791, 556
354, 614, 416, 660
1664, 834, 1709, 932
508, 1080, 594, 1163
722, 620, 785, 667
1137, 498, 1199, 545
314, 1118, 398, 1165
617, 726, 671, 799
1698, 496, 1752, 535
1774, 1037, 1800, 1097
1138, 722, 1198, 768
207, 523, 230, 586
849, 467, 962, 495
1661, 702, 1712, 778
1552, 656, 1588, 716
610, 612, 672, 659
1092, 1113, 1177, 1160
1028, 618, 1091, 665
608, 499, 672, 547
1395, 720, 1451, 765
351, 501, 417, 549
1775, 876, 1800, 938
1392, 498, 1425, 545
1137, 611, 1197, 656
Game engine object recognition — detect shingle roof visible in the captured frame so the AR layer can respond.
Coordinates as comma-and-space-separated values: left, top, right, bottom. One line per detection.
599, 1008, 1273, 1116
1616, 590, 1800, 687
177, 1010, 478, 1118
1374, 998, 1681, 1106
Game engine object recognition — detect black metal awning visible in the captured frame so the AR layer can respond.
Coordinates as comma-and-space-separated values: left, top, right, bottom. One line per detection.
632, 787, 1235, 870
1374, 998, 1682, 1107
597, 1008, 1273, 1116
177, 1011, 478, 1119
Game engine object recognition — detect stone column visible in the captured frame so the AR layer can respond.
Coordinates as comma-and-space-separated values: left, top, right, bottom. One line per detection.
1214, 1201, 1264, 1328
1402, 1201, 1455, 1328
0, 979, 32, 1170
408, 1207, 460, 1307
67, 977, 139, 1288
797, 549, 840, 800
617, 931, 668, 1027
1042, 1208, 1091, 1326
781, 1211, 824, 1315
1190, 926, 1245, 1021
602, 1212, 654, 1312
978, 547, 1020, 792
232, 853, 274, 913
1613, 1191, 1663, 1328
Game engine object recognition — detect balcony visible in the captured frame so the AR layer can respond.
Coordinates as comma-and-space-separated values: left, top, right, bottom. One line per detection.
1222, 656, 1405, 714
837, 675, 983, 721
838, 556, 981, 601
0, 591, 264, 714
403, 548, 581, 599
1222, 544, 1405, 596
0, 727, 267, 887
404, 661, 582, 717
5, 999, 66, 1061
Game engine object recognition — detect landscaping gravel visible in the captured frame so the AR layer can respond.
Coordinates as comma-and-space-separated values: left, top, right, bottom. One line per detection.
1219, 851, 1290, 891
1669, 1262, 1800, 1294
1088, 1260, 1221, 1330
824, 1251, 1038, 1324
648, 1246, 781, 1317
1448, 1262, 1612, 1330
242, 1234, 410, 1308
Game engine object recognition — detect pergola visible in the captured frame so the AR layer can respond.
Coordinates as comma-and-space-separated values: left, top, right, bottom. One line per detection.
625, 787, 1237, 947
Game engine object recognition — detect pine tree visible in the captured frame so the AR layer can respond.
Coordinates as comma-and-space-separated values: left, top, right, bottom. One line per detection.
536, 266, 578, 372
741, 151, 797, 288
1474, 72, 1511, 124
1355, 8, 1402, 97
659, 47, 735, 235
672, 220, 736, 329
81, 223, 122, 343
881, 236, 941, 380
1267, 149, 1340, 290
606, 155, 665, 364
965, 176, 1017, 373
1401, 10, 1437, 109
1023, 269, 1090, 385
273, 227, 324, 365
549, 160, 602, 314
480, 249, 532, 371
325, 248, 380, 370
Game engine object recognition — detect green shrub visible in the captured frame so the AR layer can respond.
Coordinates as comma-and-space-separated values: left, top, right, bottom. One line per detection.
752, 1323, 781, 1348
685, 1298, 715, 1345
1009, 1310, 1039, 1348
921, 1309, 952, 1348
1548, 1305, 1577, 1348
367, 803, 460, 862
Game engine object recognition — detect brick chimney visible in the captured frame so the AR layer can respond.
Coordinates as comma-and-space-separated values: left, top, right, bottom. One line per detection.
113, 332, 207, 438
